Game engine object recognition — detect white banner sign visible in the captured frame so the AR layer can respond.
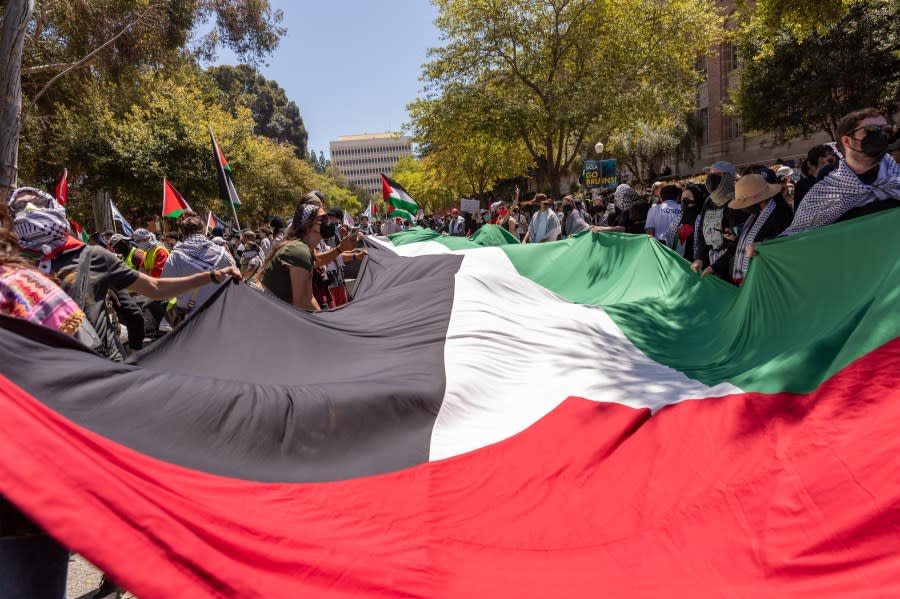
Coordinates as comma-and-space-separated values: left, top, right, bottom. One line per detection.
459, 198, 480, 214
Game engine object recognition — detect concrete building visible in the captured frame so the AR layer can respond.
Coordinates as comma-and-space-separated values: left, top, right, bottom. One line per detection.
677, 1, 830, 175
330, 133, 413, 196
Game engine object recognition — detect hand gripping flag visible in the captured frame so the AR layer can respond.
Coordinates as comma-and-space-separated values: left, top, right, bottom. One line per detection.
54, 168, 68, 206
0, 211, 899, 598
109, 200, 133, 236
161, 178, 191, 218
381, 174, 418, 222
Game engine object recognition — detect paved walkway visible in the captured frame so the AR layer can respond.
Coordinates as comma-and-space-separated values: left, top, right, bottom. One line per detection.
67, 554, 136, 599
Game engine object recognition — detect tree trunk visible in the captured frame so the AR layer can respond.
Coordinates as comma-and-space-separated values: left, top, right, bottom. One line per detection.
0, 0, 35, 203
93, 190, 113, 233
543, 163, 562, 197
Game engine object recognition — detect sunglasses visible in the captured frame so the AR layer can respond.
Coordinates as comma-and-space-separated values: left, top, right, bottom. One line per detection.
314, 215, 328, 224
851, 123, 897, 136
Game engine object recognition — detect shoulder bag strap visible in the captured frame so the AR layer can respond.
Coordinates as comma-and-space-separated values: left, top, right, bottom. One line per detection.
73, 245, 95, 310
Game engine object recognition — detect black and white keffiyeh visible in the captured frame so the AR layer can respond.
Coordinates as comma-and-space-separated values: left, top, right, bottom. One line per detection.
13, 208, 70, 253
782, 145, 900, 236
172, 234, 228, 270
732, 201, 776, 284
614, 184, 641, 211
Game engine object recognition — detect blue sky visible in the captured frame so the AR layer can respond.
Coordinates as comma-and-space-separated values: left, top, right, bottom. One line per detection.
211, 0, 441, 159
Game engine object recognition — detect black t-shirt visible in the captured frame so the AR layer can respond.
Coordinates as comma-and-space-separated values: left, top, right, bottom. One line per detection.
793, 175, 817, 210
837, 198, 900, 222
52, 245, 140, 360
53, 245, 139, 302
857, 164, 880, 185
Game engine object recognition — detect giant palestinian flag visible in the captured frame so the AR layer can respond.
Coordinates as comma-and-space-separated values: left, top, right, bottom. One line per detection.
381, 173, 418, 221
1, 211, 899, 598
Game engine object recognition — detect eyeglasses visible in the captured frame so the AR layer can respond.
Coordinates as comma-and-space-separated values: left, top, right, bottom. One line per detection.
851, 123, 897, 137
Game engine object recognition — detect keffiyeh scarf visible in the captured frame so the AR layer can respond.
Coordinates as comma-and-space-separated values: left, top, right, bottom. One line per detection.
732, 201, 776, 284
614, 184, 640, 211
13, 209, 71, 272
783, 145, 900, 235
172, 234, 227, 270
529, 209, 561, 243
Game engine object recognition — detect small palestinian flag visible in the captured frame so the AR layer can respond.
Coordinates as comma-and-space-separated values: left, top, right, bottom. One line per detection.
68, 218, 89, 243
209, 127, 241, 208
161, 178, 191, 218
205, 211, 226, 235
381, 174, 417, 222
54, 169, 68, 206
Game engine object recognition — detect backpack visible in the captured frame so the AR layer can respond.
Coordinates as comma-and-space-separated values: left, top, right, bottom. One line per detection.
70, 245, 126, 361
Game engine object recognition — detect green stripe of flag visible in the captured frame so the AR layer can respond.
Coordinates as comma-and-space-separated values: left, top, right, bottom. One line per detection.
389, 210, 900, 397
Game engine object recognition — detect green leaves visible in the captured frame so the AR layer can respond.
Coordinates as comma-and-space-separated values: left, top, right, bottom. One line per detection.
731, 0, 899, 142
38, 68, 355, 224
207, 64, 308, 158
418, 0, 723, 194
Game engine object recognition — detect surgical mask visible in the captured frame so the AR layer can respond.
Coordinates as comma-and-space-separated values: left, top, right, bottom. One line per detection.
860, 130, 890, 159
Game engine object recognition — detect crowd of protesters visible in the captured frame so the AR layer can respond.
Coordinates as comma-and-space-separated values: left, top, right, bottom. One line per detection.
406, 107, 898, 285
0, 106, 897, 599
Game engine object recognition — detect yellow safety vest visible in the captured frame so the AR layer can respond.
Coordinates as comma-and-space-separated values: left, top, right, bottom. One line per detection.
143, 244, 166, 273
124, 247, 139, 270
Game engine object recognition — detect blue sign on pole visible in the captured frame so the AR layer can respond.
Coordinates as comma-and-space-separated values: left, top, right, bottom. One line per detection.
600, 159, 618, 190
583, 159, 618, 190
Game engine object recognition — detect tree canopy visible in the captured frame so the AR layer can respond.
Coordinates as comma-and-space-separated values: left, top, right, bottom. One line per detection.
45, 67, 357, 226
391, 156, 458, 214
207, 64, 308, 158
731, 0, 899, 142
407, 91, 531, 199
0, 0, 359, 225
415, 0, 723, 195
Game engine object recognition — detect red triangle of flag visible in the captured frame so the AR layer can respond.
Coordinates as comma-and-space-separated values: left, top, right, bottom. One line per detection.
162, 178, 191, 218
55, 169, 68, 206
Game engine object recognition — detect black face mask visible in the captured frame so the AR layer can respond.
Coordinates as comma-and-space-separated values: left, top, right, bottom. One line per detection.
319, 222, 334, 238
705, 174, 722, 193
562, 205, 573, 214
741, 204, 761, 215
859, 130, 890, 159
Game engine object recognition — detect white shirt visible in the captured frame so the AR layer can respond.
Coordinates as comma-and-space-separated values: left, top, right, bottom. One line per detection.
646, 200, 682, 241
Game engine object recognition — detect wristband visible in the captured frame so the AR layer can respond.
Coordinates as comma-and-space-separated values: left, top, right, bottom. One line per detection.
210, 270, 218, 284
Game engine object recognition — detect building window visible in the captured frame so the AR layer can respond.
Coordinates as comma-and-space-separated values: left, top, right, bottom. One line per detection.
699, 108, 709, 146
721, 43, 739, 73
731, 116, 743, 139
695, 55, 708, 82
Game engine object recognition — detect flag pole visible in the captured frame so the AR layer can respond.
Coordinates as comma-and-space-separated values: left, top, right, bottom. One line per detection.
229, 193, 241, 232
109, 199, 118, 234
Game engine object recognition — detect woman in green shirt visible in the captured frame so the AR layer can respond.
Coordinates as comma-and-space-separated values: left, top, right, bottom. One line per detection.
259, 198, 362, 309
